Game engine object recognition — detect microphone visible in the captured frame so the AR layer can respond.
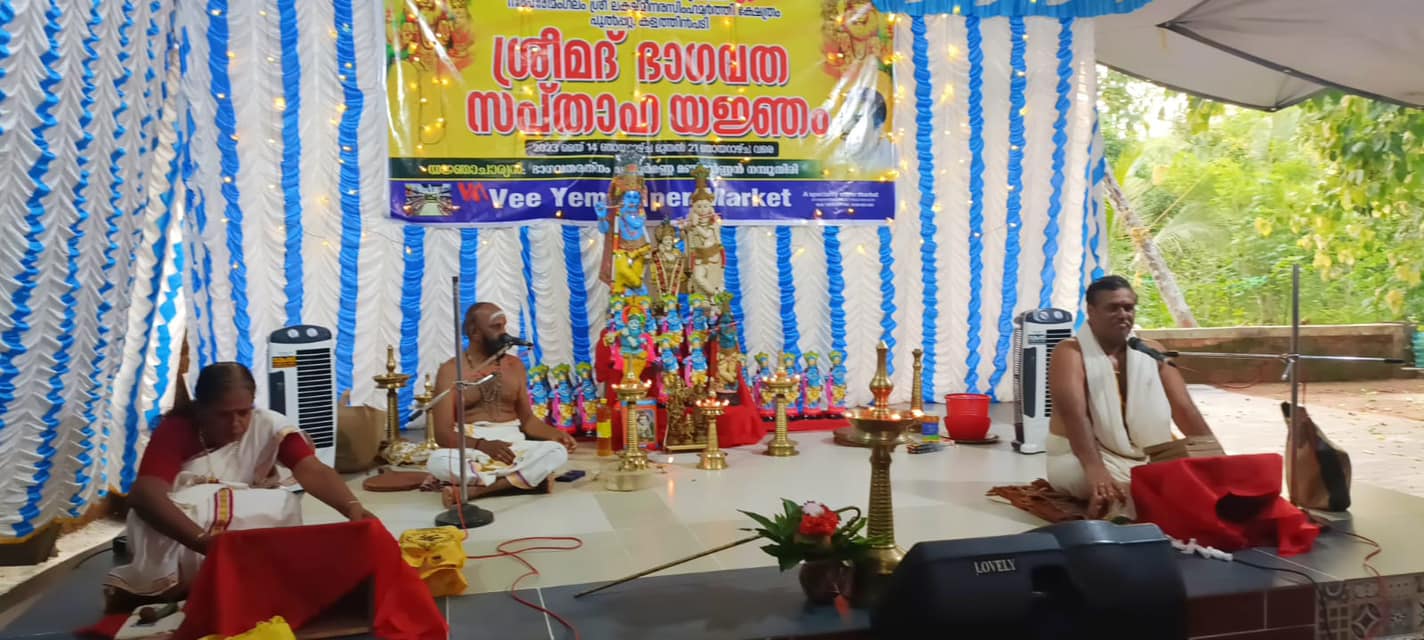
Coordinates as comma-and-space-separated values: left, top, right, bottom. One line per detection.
499, 334, 534, 347
1127, 337, 1178, 368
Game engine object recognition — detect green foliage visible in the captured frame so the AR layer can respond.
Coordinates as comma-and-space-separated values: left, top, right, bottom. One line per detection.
739, 499, 870, 571
1098, 70, 1422, 328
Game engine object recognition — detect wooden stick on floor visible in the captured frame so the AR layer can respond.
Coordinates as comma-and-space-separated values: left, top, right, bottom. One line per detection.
573, 535, 762, 598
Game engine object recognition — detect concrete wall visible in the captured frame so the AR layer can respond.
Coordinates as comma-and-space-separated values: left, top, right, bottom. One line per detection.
1137, 323, 1416, 384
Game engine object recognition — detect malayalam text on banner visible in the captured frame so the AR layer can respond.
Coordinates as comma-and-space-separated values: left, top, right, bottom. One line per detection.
386, 0, 896, 225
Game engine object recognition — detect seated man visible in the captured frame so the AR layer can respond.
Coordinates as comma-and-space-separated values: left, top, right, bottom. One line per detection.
1046, 276, 1215, 519
105, 362, 377, 610
426, 302, 574, 498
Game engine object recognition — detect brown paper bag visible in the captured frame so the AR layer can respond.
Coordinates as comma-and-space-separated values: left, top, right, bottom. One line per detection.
335, 391, 385, 473
1281, 402, 1352, 512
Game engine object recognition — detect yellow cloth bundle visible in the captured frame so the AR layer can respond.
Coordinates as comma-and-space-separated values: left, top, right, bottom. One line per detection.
399, 526, 469, 597
199, 616, 295, 640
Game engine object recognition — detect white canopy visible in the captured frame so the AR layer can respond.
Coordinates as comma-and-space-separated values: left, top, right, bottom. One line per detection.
1095, 0, 1424, 110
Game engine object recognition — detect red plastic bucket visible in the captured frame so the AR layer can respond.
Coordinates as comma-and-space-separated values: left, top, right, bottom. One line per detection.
943, 393, 991, 440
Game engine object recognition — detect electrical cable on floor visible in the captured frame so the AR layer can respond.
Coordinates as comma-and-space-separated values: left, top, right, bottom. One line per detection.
451, 500, 584, 639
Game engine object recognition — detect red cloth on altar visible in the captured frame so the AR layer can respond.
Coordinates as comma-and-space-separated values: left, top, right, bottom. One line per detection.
594, 329, 766, 449
173, 520, 447, 640
1131, 453, 1320, 556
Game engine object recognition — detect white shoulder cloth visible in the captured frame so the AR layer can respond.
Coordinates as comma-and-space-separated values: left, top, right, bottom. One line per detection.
1075, 328, 1173, 459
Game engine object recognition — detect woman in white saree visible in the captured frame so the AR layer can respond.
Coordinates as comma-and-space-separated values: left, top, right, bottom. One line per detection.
104, 362, 377, 611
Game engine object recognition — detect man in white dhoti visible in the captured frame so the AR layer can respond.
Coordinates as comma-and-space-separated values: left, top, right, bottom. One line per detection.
104, 363, 376, 611
427, 303, 574, 500
1046, 276, 1216, 519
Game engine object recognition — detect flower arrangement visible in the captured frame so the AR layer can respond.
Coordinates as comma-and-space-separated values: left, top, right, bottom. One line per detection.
740, 499, 870, 571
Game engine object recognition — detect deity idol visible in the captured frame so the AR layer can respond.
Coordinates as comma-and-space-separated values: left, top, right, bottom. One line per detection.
553, 364, 577, 431
605, 301, 655, 380
827, 350, 848, 417
656, 334, 681, 402
529, 364, 552, 423
575, 362, 598, 432
596, 190, 652, 296
600, 154, 650, 287
780, 352, 804, 417
714, 310, 742, 394
685, 334, 709, 391
802, 352, 826, 417
684, 166, 725, 298
659, 295, 685, 341
752, 352, 775, 415
651, 224, 687, 303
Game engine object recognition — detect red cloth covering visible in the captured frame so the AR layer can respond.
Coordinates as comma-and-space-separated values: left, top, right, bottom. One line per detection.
173, 520, 447, 640
786, 417, 849, 433
1131, 454, 1320, 556
76, 614, 128, 639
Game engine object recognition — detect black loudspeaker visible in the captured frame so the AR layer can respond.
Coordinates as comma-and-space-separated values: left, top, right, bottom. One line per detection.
870, 520, 1186, 640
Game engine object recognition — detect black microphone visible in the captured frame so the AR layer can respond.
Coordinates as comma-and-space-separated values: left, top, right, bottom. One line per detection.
499, 334, 534, 347
1127, 337, 1178, 368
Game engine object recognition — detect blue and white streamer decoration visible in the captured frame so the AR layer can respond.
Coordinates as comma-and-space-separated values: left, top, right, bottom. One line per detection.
985, 17, 1030, 400
774, 226, 800, 358
910, 15, 939, 404
1038, 18, 1075, 309
873, 0, 1151, 18
962, 15, 988, 395
823, 227, 848, 358
563, 225, 592, 366
398, 225, 424, 425
277, 0, 304, 326
207, 0, 252, 368
332, 0, 363, 398
721, 226, 748, 354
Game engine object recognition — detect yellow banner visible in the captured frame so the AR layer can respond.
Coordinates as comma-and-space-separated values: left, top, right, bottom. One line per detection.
386, 0, 897, 225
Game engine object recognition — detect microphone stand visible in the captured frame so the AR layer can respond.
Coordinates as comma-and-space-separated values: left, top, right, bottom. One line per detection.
434, 276, 514, 530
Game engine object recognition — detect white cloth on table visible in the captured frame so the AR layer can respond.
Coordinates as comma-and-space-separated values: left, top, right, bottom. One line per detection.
105, 409, 305, 597
425, 420, 568, 489
1046, 328, 1173, 517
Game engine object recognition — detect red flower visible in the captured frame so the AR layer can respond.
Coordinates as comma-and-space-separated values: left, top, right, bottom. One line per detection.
798, 501, 840, 537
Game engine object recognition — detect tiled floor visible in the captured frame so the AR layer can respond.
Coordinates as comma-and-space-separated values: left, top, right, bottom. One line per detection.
305, 384, 1424, 598
309, 402, 1050, 596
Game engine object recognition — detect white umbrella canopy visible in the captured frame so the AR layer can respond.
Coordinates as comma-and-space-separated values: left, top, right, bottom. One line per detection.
1095, 0, 1424, 110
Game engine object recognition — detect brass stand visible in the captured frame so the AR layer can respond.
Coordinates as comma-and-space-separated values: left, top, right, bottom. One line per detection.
762, 367, 800, 457
910, 348, 924, 415
606, 368, 653, 491
848, 342, 914, 609
374, 346, 418, 466
415, 375, 440, 454
696, 392, 728, 471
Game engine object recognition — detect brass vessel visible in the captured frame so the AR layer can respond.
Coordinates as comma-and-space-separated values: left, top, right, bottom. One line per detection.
762, 367, 800, 457
847, 342, 915, 609
833, 347, 914, 448
696, 392, 729, 471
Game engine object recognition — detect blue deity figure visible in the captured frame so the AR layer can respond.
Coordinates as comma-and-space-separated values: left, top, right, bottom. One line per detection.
828, 350, 848, 414
528, 364, 552, 423
752, 352, 775, 413
802, 352, 826, 415
554, 365, 578, 428
779, 352, 804, 415
619, 306, 653, 378
576, 362, 598, 401
659, 342, 680, 375
599, 190, 652, 296
685, 334, 709, 389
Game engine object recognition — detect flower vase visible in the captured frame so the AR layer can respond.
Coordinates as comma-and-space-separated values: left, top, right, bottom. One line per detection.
798, 558, 853, 605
